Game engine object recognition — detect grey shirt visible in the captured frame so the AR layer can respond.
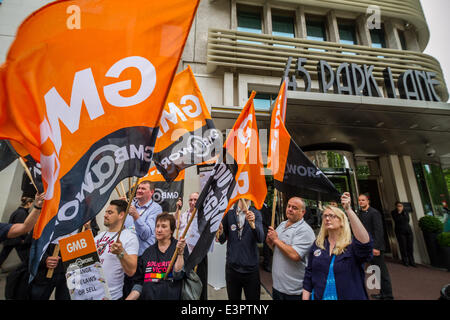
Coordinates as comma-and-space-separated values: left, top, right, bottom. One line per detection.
272, 218, 315, 295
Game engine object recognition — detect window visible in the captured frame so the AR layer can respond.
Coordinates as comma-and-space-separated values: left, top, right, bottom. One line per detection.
370, 26, 386, 58
306, 15, 327, 52
398, 29, 407, 50
306, 16, 327, 42
272, 14, 295, 38
237, 8, 262, 34
338, 20, 357, 45
252, 93, 276, 111
370, 26, 386, 49
338, 20, 357, 55
272, 12, 295, 48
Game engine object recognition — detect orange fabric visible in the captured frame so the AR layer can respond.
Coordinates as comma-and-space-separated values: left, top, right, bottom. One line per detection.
0, 0, 199, 239
267, 80, 290, 181
139, 166, 185, 183
154, 65, 213, 153
225, 91, 267, 212
59, 230, 97, 262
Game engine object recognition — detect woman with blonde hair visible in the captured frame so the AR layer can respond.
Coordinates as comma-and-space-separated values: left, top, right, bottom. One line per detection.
303, 192, 373, 300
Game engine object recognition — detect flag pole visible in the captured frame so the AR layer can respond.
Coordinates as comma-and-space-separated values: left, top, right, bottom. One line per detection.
117, 177, 139, 242
271, 189, 278, 228
175, 206, 181, 239
18, 157, 39, 193
164, 207, 197, 280
115, 186, 122, 198
239, 198, 255, 229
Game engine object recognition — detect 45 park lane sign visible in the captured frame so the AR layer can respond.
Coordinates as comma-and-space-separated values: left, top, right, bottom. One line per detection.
283, 57, 442, 102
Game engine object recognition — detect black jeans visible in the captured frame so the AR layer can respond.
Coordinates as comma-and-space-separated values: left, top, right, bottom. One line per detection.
225, 264, 260, 300
371, 253, 393, 299
272, 287, 302, 301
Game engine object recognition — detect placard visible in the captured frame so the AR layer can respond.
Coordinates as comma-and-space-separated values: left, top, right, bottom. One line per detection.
59, 230, 111, 300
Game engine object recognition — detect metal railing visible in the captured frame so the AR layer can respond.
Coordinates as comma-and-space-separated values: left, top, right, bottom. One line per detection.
207, 28, 448, 101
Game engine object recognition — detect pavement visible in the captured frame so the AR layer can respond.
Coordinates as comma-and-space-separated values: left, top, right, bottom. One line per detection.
0, 257, 448, 300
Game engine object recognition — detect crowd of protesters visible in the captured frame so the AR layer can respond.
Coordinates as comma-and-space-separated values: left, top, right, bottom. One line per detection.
0, 179, 400, 301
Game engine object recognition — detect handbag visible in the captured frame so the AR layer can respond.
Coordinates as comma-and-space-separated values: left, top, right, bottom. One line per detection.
181, 270, 203, 300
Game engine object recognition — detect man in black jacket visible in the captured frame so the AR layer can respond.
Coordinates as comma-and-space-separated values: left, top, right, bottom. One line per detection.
217, 199, 265, 300
357, 194, 393, 300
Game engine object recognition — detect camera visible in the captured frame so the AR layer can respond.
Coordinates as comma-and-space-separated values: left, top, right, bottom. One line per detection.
425, 146, 436, 157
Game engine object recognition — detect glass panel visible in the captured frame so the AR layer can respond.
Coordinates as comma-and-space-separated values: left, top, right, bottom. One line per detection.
339, 24, 357, 45
413, 162, 434, 216
338, 21, 357, 55
370, 28, 386, 48
423, 164, 450, 219
272, 15, 295, 38
306, 18, 326, 52
237, 11, 262, 33
252, 93, 272, 111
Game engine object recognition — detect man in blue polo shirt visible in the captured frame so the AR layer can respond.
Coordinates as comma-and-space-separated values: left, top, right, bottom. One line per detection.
0, 193, 44, 244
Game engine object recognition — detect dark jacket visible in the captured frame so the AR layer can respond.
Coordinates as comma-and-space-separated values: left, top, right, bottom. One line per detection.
303, 237, 373, 300
33, 243, 66, 284
133, 237, 188, 300
357, 207, 385, 251
218, 206, 264, 273
4, 207, 30, 247
0, 223, 12, 243
390, 209, 412, 233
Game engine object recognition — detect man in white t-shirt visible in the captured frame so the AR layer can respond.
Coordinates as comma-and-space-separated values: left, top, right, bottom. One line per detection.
95, 199, 139, 300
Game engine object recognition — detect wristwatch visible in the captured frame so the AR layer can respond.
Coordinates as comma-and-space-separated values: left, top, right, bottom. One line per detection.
117, 250, 125, 259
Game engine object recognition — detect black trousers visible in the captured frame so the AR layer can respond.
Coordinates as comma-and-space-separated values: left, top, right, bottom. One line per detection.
225, 264, 260, 300
371, 253, 393, 298
272, 287, 302, 301
195, 255, 208, 300
30, 273, 70, 300
395, 230, 415, 265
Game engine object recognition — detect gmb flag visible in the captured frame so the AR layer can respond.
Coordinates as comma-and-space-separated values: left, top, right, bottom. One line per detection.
268, 80, 340, 201
153, 66, 220, 182
224, 92, 267, 213
0, 0, 199, 280
138, 166, 185, 213
184, 92, 266, 272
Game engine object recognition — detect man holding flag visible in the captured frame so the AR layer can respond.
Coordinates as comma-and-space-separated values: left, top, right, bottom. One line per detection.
172, 91, 267, 298
266, 79, 340, 300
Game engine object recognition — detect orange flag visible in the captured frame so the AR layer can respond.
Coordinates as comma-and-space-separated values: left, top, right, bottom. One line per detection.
0, 0, 199, 280
152, 65, 219, 181
268, 80, 340, 201
224, 91, 267, 213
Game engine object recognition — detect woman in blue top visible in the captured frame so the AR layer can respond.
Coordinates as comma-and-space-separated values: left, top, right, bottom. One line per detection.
303, 192, 373, 300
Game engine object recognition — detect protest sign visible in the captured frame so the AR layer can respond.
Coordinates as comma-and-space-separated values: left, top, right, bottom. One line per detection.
59, 230, 111, 300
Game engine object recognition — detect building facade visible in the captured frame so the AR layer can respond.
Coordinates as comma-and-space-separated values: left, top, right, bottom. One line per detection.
1, 0, 449, 267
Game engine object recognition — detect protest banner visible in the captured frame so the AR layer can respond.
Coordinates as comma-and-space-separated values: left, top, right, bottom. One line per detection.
0, 0, 200, 280
59, 230, 111, 300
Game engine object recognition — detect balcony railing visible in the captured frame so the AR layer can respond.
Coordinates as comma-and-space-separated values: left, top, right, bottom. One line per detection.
207, 28, 448, 102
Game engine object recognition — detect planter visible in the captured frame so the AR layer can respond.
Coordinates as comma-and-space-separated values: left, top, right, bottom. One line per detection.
422, 231, 444, 267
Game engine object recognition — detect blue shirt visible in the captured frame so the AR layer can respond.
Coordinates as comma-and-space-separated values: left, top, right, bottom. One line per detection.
124, 198, 162, 256
303, 237, 373, 300
0, 223, 12, 243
